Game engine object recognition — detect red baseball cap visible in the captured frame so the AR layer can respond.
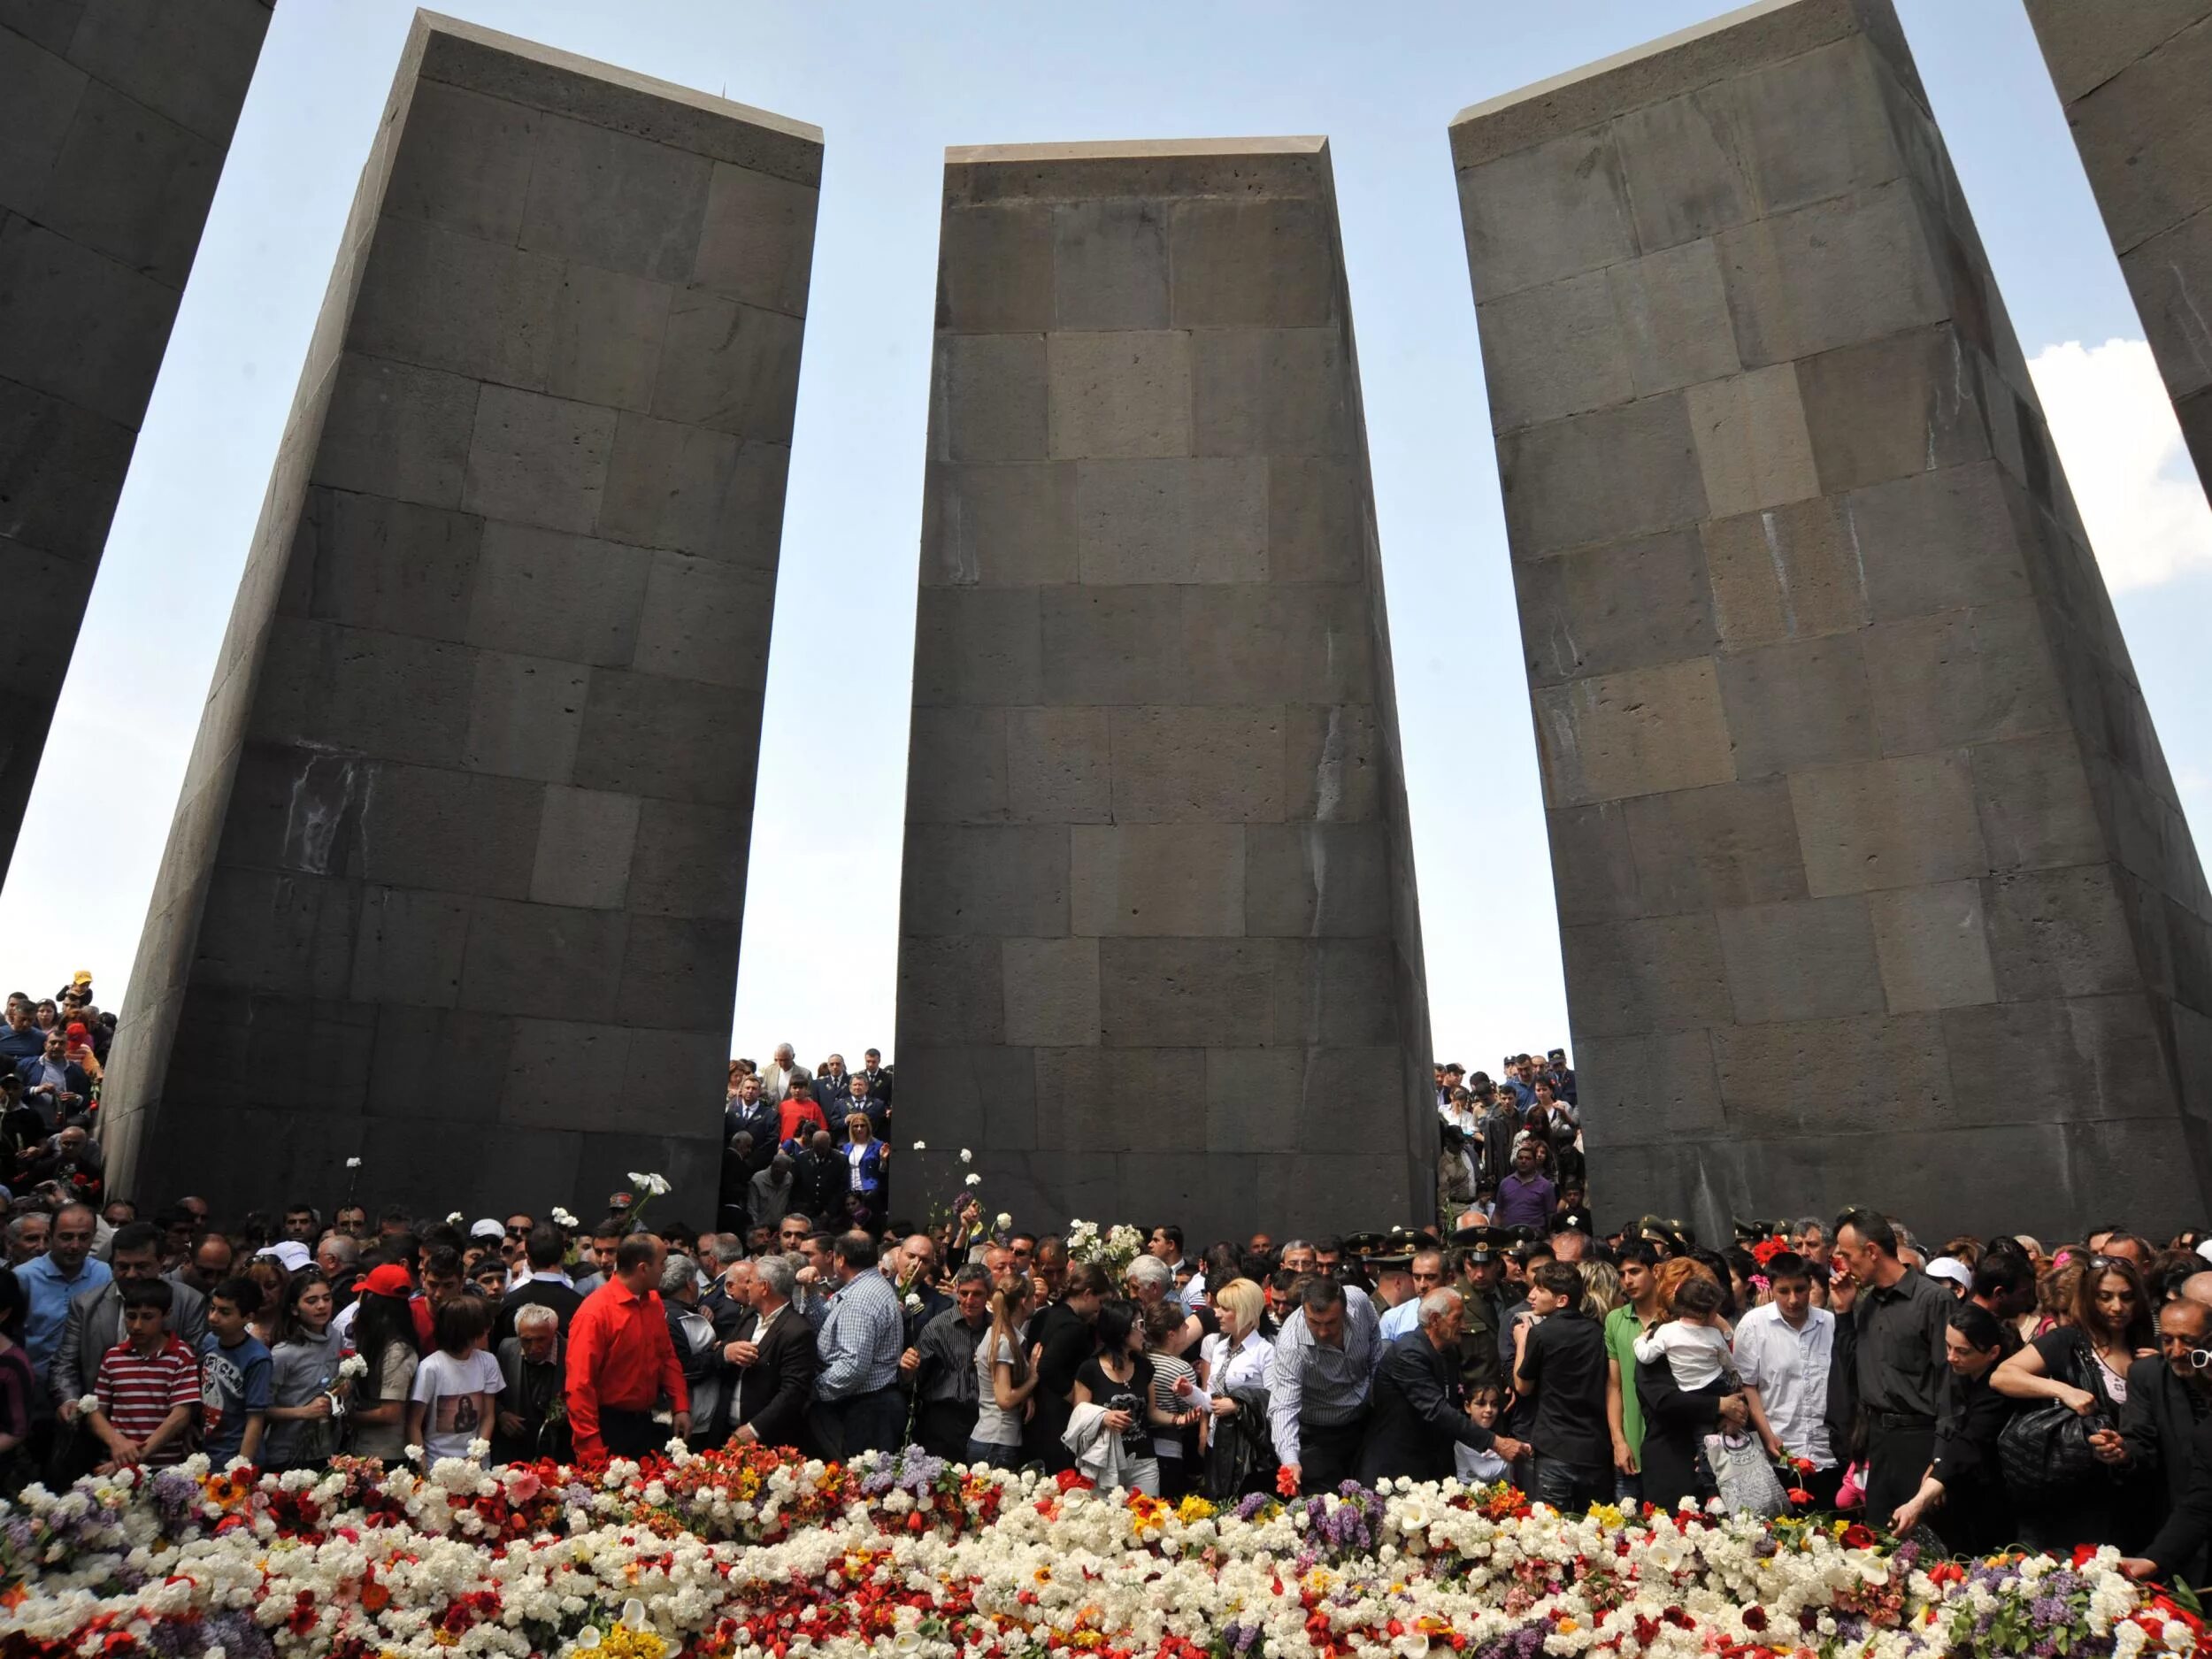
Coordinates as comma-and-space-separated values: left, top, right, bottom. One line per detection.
360, 1263, 415, 1298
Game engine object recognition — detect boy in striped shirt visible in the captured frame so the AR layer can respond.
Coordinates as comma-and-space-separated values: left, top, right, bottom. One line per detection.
89, 1279, 200, 1470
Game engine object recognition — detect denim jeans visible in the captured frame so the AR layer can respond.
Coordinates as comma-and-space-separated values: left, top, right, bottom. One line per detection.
964, 1438, 1022, 1470
1533, 1455, 1610, 1513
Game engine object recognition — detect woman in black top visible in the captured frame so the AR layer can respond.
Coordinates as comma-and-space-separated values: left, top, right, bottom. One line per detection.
1891, 1303, 2016, 1554
1991, 1256, 2153, 1551
1072, 1297, 1160, 1494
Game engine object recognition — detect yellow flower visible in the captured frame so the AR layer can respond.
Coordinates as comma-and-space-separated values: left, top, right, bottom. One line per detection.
1177, 1494, 1217, 1523
1587, 1503, 1625, 1530
603, 1626, 668, 1659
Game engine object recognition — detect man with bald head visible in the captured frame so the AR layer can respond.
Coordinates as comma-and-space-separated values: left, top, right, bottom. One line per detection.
2182, 1272, 2212, 1310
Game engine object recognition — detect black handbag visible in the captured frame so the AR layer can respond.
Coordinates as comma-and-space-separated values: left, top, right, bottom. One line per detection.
1995, 1333, 2114, 1502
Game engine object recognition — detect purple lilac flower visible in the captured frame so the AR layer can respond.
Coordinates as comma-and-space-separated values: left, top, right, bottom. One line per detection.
1233, 1493, 1271, 1523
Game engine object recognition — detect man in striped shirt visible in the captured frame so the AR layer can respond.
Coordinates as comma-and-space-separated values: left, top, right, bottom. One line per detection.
88, 1280, 199, 1470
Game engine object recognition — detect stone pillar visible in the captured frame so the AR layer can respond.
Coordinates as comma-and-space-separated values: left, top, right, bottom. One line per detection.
1450, 0, 2212, 1239
2024, 0, 2212, 499
0, 0, 273, 879
895, 139, 1435, 1242
101, 15, 820, 1224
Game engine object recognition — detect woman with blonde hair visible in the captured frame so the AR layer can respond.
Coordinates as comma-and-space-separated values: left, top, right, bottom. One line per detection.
1198, 1278, 1273, 1500
1579, 1258, 1623, 1319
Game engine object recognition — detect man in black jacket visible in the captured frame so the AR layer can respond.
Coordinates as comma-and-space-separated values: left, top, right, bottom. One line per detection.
2120, 1297, 2212, 1578
793, 1132, 847, 1225
493, 1226, 585, 1345
726, 1255, 818, 1449
1358, 1288, 1525, 1483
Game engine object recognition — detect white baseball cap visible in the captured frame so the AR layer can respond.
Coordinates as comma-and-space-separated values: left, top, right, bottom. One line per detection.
1924, 1257, 1972, 1290
257, 1240, 312, 1273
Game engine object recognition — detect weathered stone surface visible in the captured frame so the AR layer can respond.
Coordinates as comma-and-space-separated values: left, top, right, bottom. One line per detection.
2026, 2, 2212, 507
102, 18, 819, 1226
0, 1, 270, 879
898, 140, 1432, 1240
1455, 0, 2212, 1238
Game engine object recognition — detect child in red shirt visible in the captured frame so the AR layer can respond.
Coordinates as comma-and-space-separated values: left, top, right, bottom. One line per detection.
90, 1279, 200, 1470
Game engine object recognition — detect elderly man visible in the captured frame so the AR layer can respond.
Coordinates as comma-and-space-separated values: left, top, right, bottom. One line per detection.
494, 1303, 568, 1464
760, 1043, 800, 1111
1358, 1288, 1526, 1482
4, 1210, 50, 1266
811, 1232, 907, 1457
902, 1263, 992, 1457
727, 1255, 817, 1448
1268, 1277, 1383, 1494
895, 1233, 950, 1334
1379, 1249, 1451, 1343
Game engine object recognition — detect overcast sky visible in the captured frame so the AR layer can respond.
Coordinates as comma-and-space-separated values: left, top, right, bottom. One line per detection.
4, 0, 2206, 1068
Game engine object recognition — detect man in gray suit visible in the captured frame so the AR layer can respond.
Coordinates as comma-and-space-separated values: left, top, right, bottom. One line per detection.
52, 1221, 207, 1413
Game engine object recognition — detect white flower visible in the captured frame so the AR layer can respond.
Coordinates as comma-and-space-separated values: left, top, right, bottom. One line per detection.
344, 1156, 362, 1169
337, 1354, 367, 1381
574, 1628, 602, 1650
995, 1211, 1012, 1230
622, 1597, 648, 1629
551, 1206, 579, 1227
446, 1211, 463, 1225
903, 1292, 922, 1311
911, 1140, 926, 1150
74, 1394, 98, 1415
964, 1173, 981, 1186
624, 1171, 672, 1196
958, 1148, 972, 1164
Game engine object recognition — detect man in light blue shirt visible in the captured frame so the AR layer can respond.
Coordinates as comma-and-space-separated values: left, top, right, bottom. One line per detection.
1268, 1277, 1383, 1494
1379, 1248, 1450, 1344
21, 1201, 111, 1381
810, 1232, 906, 1459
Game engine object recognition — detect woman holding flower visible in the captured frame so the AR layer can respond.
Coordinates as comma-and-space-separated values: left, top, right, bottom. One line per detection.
264, 1271, 348, 1471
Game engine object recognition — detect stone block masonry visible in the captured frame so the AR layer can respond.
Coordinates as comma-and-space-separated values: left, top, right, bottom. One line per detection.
2024, 0, 2212, 501
0, 0, 273, 881
1452, 0, 2212, 1240
897, 139, 1436, 1242
100, 12, 820, 1225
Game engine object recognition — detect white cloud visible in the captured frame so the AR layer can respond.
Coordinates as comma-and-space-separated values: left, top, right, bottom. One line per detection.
2028, 337, 2212, 592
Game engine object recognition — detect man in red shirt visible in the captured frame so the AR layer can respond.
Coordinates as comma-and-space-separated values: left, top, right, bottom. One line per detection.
565, 1233, 689, 1463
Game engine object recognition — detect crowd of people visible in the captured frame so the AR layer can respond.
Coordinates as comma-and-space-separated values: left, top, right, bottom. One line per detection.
7, 1003, 2212, 1586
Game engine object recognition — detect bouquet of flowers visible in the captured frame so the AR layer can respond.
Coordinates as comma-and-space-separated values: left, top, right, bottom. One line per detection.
1066, 1218, 1146, 1273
